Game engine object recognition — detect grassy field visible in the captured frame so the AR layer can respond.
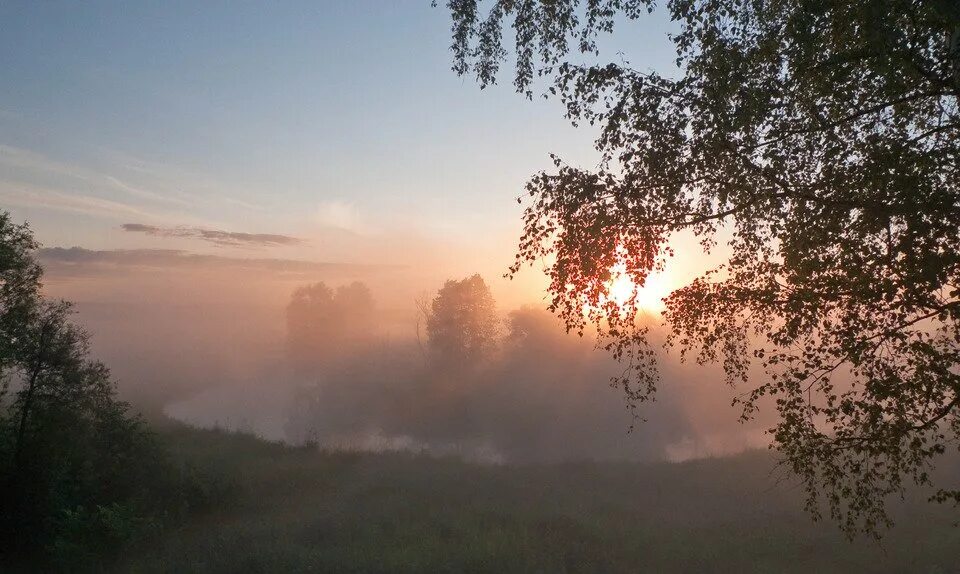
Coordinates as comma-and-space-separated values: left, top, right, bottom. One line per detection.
119, 423, 960, 573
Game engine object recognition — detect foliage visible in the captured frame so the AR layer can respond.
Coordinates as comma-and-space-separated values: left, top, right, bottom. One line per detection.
440, 0, 960, 537
48, 503, 149, 571
0, 212, 42, 376
0, 213, 197, 570
425, 274, 500, 366
117, 424, 960, 574
286, 281, 376, 369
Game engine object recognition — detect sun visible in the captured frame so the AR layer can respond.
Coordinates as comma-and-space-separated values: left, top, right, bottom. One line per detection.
605, 265, 671, 314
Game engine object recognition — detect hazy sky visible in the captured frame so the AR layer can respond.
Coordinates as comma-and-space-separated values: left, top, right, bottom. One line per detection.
0, 1, 678, 271
0, 4, 769, 458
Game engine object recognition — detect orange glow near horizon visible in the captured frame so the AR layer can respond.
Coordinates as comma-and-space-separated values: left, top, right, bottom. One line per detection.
605, 264, 672, 314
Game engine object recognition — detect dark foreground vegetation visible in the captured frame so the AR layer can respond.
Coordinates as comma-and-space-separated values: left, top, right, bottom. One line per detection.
111, 421, 959, 574
0, 213, 226, 572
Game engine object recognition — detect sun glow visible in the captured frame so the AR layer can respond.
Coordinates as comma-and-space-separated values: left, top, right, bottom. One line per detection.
605, 265, 672, 314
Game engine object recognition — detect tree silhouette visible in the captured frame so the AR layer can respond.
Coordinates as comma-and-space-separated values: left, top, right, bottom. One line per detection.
426, 274, 499, 366
440, 0, 960, 537
0, 213, 41, 377
0, 213, 164, 567
286, 281, 376, 369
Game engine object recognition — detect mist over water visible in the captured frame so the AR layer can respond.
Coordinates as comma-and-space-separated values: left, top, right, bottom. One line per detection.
39, 249, 769, 463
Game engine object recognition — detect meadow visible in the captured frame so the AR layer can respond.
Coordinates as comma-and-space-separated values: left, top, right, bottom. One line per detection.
118, 422, 960, 574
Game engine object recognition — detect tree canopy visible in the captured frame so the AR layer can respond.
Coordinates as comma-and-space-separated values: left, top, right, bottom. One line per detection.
286, 281, 377, 369
440, 0, 960, 537
0, 212, 42, 375
0, 213, 172, 568
426, 274, 500, 366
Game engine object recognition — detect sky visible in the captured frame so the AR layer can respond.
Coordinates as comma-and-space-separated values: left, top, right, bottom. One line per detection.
0, 3, 772, 459
0, 1, 678, 277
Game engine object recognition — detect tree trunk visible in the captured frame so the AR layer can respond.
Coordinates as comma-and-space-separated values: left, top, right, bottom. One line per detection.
12, 325, 49, 470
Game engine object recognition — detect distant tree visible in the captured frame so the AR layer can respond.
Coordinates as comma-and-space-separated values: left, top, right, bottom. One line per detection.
0, 213, 166, 568
286, 281, 376, 368
504, 306, 564, 350
440, 1, 960, 537
426, 274, 499, 366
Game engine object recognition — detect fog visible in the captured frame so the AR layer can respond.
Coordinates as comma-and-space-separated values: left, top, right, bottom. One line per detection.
38, 245, 770, 464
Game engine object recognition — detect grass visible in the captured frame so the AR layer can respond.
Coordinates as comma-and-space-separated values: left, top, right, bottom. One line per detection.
118, 422, 960, 573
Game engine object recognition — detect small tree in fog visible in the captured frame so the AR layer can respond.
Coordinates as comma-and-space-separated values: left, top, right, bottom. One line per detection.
426, 274, 499, 366
286, 281, 376, 368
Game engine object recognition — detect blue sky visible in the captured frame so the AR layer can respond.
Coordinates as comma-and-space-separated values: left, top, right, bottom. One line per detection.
0, 1, 677, 267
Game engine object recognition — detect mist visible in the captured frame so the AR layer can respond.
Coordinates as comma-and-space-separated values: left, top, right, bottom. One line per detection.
37, 246, 768, 464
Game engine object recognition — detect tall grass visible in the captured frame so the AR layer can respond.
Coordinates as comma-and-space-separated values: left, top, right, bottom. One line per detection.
119, 423, 960, 573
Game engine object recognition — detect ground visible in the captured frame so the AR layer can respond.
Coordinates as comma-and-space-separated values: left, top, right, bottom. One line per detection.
119, 423, 960, 573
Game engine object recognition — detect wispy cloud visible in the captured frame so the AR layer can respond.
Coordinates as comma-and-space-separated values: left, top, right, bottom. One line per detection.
121, 223, 303, 247
0, 145, 189, 207
100, 149, 264, 211
316, 200, 364, 233
0, 183, 154, 219
0, 145, 262, 218
103, 175, 191, 206
38, 247, 393, 277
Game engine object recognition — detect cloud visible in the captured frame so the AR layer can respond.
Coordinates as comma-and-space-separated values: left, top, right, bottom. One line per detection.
38, 247, 395, 277
316, 200, 363, 232
121, 223, 303, 247
0, 145, 268, 220
104, 176, 191, 207
0, 145, 188, 207
0, 183, 154, 219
